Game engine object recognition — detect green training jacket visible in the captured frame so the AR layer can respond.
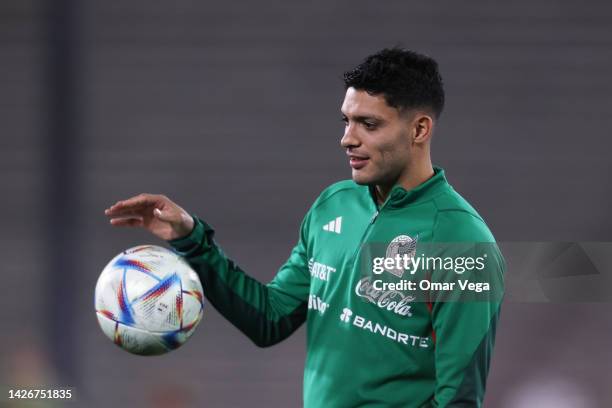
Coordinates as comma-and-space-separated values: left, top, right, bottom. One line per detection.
169, 166, 505, 407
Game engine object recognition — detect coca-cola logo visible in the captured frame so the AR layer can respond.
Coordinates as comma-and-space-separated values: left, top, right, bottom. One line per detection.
355, 277, 415, 317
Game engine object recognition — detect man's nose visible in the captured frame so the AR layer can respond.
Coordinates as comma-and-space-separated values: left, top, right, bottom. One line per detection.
340, 123, 359, 148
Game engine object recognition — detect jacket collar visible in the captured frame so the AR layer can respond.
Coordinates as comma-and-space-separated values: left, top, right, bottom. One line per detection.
367, 166, 449, 209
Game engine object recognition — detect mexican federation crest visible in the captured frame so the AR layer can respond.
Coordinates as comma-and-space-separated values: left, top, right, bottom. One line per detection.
384, 234, 418, 278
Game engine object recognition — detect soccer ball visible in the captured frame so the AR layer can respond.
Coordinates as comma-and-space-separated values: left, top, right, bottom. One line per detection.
95, 245, 204, 355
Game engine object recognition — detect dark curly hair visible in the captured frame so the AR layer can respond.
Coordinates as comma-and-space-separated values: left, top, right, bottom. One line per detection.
343, 48, 445, 118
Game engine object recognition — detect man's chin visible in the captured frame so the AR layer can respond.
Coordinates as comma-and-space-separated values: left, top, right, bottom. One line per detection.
351, 170, 373, 185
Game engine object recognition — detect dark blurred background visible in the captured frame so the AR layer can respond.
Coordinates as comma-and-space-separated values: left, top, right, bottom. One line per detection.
2, 0, 611, 407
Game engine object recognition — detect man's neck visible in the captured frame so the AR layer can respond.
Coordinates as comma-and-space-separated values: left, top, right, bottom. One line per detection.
374, 164, 435, 206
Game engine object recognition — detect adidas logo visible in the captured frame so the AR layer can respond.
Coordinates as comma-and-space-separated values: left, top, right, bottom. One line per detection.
322, 216, 342, 234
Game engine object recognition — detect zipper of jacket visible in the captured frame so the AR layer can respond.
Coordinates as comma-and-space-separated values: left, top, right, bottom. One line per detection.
349, 200, 390, 267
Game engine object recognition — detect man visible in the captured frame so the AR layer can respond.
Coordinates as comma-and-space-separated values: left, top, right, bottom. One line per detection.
105, 48, 504, 407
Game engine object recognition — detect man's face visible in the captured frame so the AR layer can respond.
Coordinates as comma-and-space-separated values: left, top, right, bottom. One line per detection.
340, 87, 413, 187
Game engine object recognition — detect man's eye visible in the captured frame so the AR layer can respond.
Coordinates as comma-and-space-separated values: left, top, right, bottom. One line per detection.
341, 117, 349, 125
364, 122, 377, 130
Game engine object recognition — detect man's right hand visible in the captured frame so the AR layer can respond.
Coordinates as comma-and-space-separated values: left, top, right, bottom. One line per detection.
104, 193, 195, 241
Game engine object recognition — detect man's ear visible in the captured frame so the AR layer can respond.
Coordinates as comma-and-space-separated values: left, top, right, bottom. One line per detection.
412, 113, 434, 144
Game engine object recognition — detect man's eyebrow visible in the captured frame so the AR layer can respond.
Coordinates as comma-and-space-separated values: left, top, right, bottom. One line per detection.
340, 112, 385, 122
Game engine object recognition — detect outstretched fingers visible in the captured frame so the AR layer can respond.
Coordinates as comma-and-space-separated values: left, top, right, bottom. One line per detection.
109, 215, 144, 227
105, 194, 162, 216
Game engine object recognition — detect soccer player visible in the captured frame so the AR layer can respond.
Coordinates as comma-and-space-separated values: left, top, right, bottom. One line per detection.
105, 48, 504, 407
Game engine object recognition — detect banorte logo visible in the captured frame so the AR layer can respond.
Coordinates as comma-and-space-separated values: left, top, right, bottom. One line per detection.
340, 308, 353, 322
355, 276, 415, 317
338, 307, 429, 348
